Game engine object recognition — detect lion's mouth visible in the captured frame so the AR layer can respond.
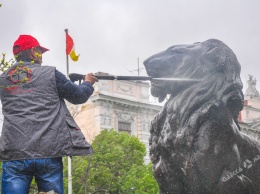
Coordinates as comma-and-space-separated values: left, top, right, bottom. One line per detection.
144, 65, 170, 102
150, 80, 168, 102
146, 68, 160, 78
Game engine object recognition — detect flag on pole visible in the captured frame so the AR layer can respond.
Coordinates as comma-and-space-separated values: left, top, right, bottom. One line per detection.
66, 32, 80, 61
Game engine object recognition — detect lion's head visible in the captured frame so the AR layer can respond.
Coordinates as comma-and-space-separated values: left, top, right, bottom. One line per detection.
144, 39, 244, 115
144, 39, 246, 193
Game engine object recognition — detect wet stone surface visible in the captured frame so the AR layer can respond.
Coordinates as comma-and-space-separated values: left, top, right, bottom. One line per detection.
144, 39, 260, 194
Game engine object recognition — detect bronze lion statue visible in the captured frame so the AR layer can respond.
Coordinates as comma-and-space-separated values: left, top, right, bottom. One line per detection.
144, 39, 260, 194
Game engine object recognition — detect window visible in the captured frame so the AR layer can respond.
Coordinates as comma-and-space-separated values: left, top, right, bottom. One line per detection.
118, 122, 131, 134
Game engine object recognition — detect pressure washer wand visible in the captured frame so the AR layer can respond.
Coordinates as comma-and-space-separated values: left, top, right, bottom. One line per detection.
69, 73, 152, 83
68, 73, 199, 84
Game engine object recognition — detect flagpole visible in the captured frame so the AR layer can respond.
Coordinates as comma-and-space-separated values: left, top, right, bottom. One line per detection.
65, 28, 73, 194
65, 29, 69, 76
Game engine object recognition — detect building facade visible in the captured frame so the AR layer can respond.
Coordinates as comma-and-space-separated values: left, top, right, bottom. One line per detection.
68, 72, 161, 163
239, 75, 260, 141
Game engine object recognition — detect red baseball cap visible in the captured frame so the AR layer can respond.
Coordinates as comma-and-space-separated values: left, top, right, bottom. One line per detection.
13, 35, 49, 55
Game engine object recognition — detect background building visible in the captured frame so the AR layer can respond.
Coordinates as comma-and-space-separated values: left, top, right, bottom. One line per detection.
68, 72, 161, 163
239, 74, 260, 141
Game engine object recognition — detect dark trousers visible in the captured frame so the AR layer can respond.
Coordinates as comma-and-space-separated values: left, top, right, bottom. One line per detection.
1, 157, 63, 194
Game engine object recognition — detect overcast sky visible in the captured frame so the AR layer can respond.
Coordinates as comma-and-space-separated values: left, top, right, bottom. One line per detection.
1, 0, 260, 91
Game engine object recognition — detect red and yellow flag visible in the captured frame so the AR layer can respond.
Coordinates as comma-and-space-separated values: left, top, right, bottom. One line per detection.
66, 32, 80, 61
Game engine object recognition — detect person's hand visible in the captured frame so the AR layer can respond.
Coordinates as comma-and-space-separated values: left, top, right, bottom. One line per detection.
84, 73, 98, 85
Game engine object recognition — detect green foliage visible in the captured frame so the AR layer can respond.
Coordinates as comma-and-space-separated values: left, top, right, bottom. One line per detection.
63, 129, 159, 194
0, 161, 2, 191
0, 53, 14, 73
63, 157, 69, 193
0, 54, 32, 89
29, 178, 37, 193
121, 163, 159, 194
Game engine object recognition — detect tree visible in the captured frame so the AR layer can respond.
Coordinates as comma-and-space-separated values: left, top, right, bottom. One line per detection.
0, 53, 14, 73
63, 129, 159, 194
0, 161, 2, 191
120, 163, 159, 194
